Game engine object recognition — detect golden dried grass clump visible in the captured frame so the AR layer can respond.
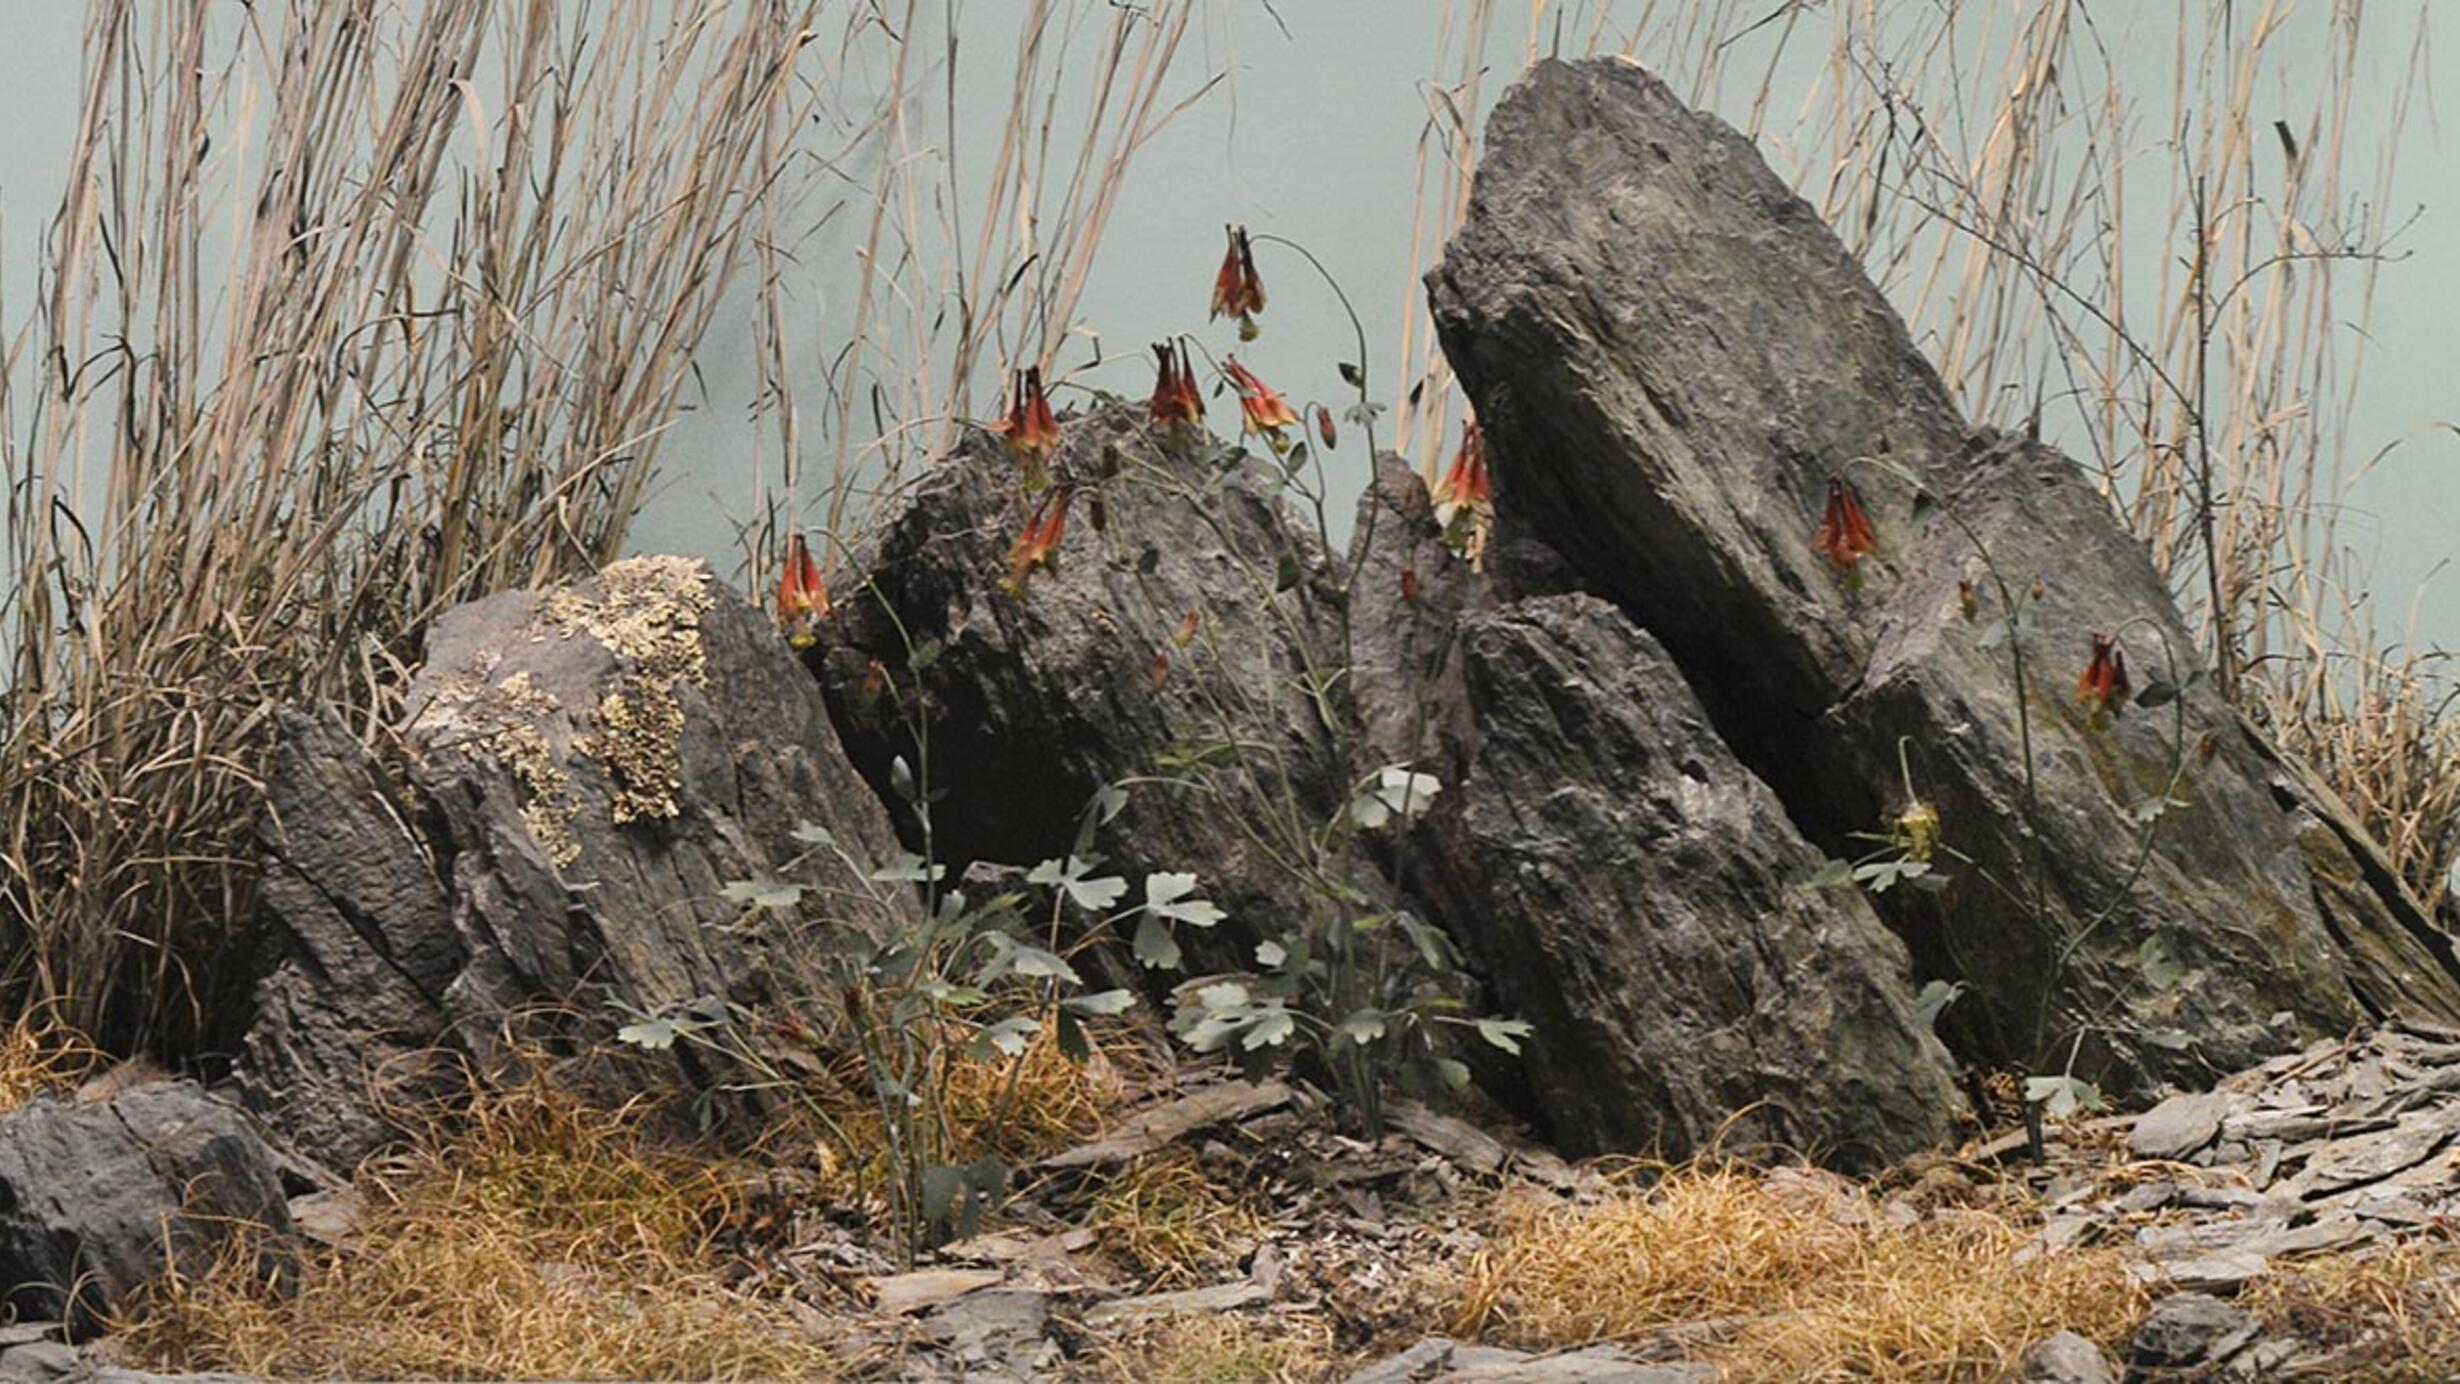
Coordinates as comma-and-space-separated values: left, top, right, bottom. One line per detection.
2242, 1238, 2460, 1381
0, 1010, 103, 1115
1084, 1152, 1265, 1290
1091, 1312, 1343, 1384
115, 1076, 839, 1382
1449, 1162, 2147, 1382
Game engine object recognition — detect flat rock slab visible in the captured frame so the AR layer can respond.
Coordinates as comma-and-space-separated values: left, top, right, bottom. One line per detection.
2130, 1091, 2233, 1161
1037, 1080, 1292, 1171
1340, 1337, 1712, 1384
1080, 1279, 1272, 1327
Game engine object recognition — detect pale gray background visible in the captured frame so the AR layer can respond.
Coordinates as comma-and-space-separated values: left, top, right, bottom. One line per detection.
1, 2, 2449, 646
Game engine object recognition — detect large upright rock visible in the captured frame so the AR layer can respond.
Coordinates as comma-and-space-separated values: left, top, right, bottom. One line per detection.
1345, 463, 1962, 1164
240, 558, 914, 1167
0, 1082, 292, 1335
814, 407, 1352, 975
1428, 57, 2460, 1087
1418, 593, 1964, 1165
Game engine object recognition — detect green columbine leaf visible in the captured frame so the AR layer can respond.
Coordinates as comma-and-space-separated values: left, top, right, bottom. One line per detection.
870, 852, 948, 884
1144, 872, 1226, 927
1473, 1016, 1535, 1055
1030, 855, 1130, 912
972, 1015, 1039, 1060
2137, 933, 2188, 992
1913, 979, 1965, 1029
1007, 942, 1079, 983
719, 879, 804, 909
789, 822, 835, 847
1434, 1058, 1472, 1092
1060, 989, 1138, 1017
1351, 766, 1443, 829
1335, 1009, 1388, 1047
1255, 939, 1288, 968
2024, 1075, 2104, 1119
1132, 913, 1182, 970
1241, 1005, 1297, 1051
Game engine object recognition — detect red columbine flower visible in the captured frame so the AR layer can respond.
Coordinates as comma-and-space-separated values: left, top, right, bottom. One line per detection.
1147, 340, 1205, 432
1315, 405, 1338, 451
994, 366, 1061, 487
1814, 475, 1879, 571
1004, 487, 1074, 593
774, 533, 830, 648
1222, 356, 1299, 450
1210, 225, 1265, 340
1435, 420, 1494, 568
2076, 633, 2132, 725
1437, 421, 1492, 510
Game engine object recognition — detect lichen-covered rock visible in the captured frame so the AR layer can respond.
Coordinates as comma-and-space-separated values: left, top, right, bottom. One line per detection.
1408, 593, 1964, 1165
239, 559, 913, 1167
1427, 57, 2460, 1090
0, 1081, 291, 1336
814, 407, 1352, 976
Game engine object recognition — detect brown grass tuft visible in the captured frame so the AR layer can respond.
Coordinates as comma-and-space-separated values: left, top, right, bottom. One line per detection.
1449, 1162, 2147, 1382
1083, 1151, 1266, 1290
0, 1008, 103, 1115
1091, 1312, 1343, 1384
2242, 1236, 2460, 1381
115, 1075, 841, 1382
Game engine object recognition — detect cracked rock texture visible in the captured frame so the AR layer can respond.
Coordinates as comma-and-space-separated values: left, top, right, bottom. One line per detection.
237, 559, 912, 1164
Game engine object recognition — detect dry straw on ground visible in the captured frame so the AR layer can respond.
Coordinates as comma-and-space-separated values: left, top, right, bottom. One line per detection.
1449, 1162, 2149, 1382
116, 1076, 845, 1382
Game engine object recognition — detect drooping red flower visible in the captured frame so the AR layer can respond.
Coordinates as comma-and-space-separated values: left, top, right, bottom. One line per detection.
1147, 646, 1171, 692
1315, 404, 1338, 451
1434, 421, 1494, 569
1005, 486, 1074, 592
1209, 225, 1266, 339
1147, 339, 1205, 431
774, 533, 830, 648
994, 366, 1062, 486
2076, 633, 2133, 723
1172, 607, 1200, 648
1814, 475, 1879, 571
1437, 421, 1492, 511
1222, 356, 1299, 449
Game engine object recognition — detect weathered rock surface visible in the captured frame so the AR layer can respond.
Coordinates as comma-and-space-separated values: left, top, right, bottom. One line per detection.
814, 407, 1351, 976
0, 1082, 292, 1335
1427, 56, 2460, 1090
2012, 1330, 2119, 1384
240, 558, 913, 1166
1407, 591, 1963, 1165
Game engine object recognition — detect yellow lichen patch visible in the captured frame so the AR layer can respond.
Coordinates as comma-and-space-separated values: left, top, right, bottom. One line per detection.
541, 556, 715, 827
422, 667, 583, 869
